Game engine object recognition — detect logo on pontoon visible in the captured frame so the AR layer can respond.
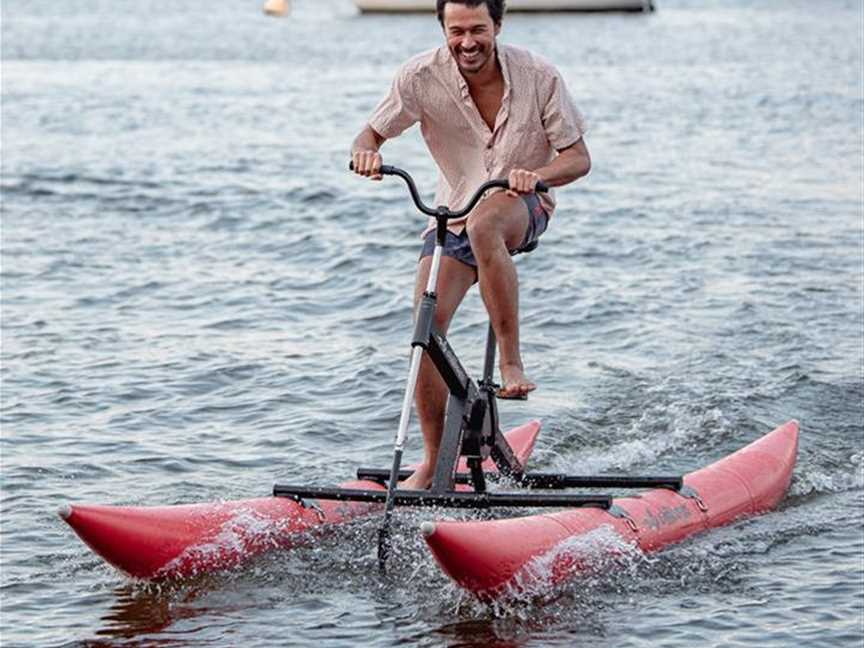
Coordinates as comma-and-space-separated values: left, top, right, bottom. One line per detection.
642, 504, 691, 530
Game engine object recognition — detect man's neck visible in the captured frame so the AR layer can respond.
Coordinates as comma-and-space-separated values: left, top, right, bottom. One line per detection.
461, 48, 503, 92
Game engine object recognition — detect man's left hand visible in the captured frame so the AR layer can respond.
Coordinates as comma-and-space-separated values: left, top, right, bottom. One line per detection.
506, 169, 542, 196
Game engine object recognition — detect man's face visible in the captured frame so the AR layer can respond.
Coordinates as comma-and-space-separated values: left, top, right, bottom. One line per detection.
442, 2, 500, 75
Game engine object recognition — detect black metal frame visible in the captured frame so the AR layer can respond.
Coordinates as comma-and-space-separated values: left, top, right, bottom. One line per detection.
273, 311, 686, 508
273, 165, 688, 562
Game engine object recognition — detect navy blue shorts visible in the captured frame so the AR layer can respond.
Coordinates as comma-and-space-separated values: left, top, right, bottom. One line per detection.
419, 193, 549, 268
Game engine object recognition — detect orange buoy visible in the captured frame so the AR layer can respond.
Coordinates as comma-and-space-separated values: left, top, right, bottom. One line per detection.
263, 0, 288, 16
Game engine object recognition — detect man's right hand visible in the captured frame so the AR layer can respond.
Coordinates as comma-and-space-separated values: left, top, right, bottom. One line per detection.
351, 150, 384, 181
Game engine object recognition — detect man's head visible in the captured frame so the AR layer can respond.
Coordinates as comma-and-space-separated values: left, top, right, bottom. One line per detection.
437, 1, 505, 75
436, 0, 505, 25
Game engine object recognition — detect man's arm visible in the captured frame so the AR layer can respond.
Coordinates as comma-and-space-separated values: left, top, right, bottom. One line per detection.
507, 139, 591, 194
351, 125, 387, 180
537, 139, 591, 186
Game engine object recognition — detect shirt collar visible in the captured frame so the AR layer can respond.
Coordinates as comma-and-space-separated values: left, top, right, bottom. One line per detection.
498, 44, 511, 93
444, 43, 510, 101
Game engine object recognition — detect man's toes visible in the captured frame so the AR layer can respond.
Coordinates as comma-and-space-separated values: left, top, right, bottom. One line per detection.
496, 383, 531, 400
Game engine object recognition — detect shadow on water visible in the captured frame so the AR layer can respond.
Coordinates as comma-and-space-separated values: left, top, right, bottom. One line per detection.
95, 584, 179, 641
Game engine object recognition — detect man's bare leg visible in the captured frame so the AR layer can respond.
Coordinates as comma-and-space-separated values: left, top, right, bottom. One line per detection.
466, 193, 537, 399
399, 255, 477, 490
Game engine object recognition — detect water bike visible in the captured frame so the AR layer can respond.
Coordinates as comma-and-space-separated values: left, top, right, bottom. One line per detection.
60, 166, 798, 594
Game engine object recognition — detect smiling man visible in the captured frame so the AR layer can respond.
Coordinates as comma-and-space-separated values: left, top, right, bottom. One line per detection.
351, 0, 590, 489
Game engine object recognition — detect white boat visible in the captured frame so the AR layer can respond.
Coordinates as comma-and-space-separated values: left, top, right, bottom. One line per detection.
355, 0, 654, 12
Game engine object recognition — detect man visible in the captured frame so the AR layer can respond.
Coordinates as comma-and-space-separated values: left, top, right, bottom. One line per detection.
351, 0, 591, 489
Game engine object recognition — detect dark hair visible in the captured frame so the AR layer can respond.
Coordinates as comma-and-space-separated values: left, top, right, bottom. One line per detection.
436, 0, 506, 26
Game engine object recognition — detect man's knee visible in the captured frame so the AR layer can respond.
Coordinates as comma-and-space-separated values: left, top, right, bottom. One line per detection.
466, 210, 505, 258
465, 207, 490, 234
466, 195, 527, 253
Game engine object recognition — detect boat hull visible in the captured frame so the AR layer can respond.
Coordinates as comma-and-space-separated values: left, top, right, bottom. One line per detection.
354, 0, 654, 13
61, 421, 541, 580
423, 420, 799, 597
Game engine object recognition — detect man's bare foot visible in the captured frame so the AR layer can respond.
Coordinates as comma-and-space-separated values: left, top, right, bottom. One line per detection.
399, 463, 433, 490
498, 362, 537, 399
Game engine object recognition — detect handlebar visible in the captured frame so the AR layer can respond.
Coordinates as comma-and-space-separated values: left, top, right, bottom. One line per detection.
349, 162, 548, 220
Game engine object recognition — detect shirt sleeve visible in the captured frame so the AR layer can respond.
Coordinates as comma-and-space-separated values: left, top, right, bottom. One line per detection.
368, 64, 422, 139
541, 70, 586, 150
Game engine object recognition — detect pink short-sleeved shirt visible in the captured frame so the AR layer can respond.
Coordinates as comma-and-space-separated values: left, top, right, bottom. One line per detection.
367, 43, 586, 232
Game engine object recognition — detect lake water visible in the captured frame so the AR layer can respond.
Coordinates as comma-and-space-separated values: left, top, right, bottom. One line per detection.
1, 0, 862, 646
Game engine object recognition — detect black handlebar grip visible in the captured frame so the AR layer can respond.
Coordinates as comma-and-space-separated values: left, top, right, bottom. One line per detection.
535, 181, 549, 193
